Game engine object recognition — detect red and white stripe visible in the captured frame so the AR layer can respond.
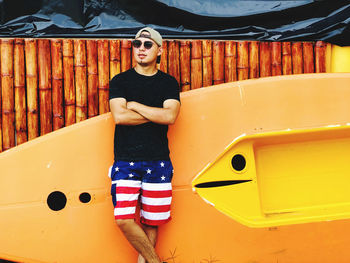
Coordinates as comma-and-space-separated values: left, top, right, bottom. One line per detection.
114, 180, 141, 220
140, 182, 172, 225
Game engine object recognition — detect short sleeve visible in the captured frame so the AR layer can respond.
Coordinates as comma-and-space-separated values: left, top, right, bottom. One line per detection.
163, 76, 180, 103
109, 75, 126, 100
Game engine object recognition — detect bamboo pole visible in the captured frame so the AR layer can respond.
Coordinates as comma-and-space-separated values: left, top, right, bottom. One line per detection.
282, 42, 292, 75
237, 41, 249, 81
74, 40, 88, 122
159, 41, 168, 73
168, 40, 180, 85
63, 39, 75, 126
1, 39, 15, 150
292, 42, 303, 74
14, 39, 27, 145
86, 40, 99, 118
132, 44, 137, 69
325, 43, 332, 73
213, 41, 225, 85
51, 39, 64, 131
249, 41, 259, 79
191, 40, 203, 89
303, 42, 315, 73
202, 40, 213, 87
37, 39, 52, 135
179, 41, 191, 91
271, 42, 282, 76
260, 42, 272, 78
224, 41, 237, 83
110, 40, 121, 79
121, 40, 131, 73
97, 40, 110, 114
24, 39, 39, 140
315, 41, 327, 73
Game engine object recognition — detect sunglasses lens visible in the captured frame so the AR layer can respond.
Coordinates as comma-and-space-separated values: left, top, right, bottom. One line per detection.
132, 40, 142, 48
132, 40, 154, 49
144, 41, 153, 49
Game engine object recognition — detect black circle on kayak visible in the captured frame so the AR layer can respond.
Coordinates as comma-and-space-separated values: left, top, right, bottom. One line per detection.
79, 192, 92, 203
47, 191, 67, 211
231, 154, 246, 171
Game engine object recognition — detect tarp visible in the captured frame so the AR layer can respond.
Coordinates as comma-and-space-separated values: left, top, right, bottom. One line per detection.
0, 0, 349, 46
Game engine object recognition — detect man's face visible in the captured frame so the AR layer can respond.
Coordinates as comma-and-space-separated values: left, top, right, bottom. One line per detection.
133, 34, 162, 66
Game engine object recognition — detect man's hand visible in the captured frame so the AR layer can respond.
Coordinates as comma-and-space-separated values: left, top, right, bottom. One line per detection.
126, 101, 139, 111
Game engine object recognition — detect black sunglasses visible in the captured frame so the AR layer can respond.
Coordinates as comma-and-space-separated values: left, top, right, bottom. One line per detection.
132, 40, 154, 49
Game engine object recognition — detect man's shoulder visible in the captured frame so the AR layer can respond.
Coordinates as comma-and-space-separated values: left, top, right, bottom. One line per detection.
110, 68, 135, 82
157, 70, 173, 79
157, 70, 178, 83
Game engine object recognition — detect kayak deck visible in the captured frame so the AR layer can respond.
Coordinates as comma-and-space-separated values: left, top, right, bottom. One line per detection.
193, 125, 350, 227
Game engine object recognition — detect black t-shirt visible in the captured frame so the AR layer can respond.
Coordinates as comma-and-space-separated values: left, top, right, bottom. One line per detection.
109, 68, 180, 161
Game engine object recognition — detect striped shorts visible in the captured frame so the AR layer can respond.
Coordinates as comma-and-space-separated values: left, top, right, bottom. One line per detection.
109, 160, 173, 226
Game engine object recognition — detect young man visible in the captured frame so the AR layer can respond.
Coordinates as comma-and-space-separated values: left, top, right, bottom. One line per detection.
108, 27, 181, 263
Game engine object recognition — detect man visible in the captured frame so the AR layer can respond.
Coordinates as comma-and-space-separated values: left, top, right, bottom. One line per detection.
108, 27, 180, 263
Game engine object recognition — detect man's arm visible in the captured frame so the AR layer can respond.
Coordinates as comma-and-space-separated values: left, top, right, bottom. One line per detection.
109, 98, 150, 125
127, 99, 180, 125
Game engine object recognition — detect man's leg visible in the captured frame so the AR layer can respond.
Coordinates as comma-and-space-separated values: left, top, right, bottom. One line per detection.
137, 160, 174, 263
138, 224, 158, 263
111, 161, 162, 263
116, 219, 161, 263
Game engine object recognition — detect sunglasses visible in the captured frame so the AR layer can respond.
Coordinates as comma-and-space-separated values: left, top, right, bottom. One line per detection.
132, 40, 154, 49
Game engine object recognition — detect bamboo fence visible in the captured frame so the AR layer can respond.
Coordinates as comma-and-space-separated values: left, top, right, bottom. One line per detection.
0, 39, 328, 152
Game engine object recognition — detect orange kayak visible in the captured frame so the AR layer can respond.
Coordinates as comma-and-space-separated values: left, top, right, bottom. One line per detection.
1, 73, 350, 262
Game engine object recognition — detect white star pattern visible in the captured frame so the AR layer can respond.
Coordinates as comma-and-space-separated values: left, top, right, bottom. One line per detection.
161, 176, 166, 181
115, 167, 119, 172
129, 173, 134, 178
160, 162, 165, 167
129, 162, 134, 166
146, 169, 152, 174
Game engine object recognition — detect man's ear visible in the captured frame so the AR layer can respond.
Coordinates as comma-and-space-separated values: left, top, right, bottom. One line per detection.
157, 46, 163, 57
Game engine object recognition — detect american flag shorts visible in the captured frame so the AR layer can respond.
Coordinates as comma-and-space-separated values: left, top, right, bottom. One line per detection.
108, 160, 173, 226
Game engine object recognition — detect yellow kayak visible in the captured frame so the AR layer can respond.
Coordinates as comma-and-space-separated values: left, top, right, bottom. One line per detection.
193, 124, 350, 227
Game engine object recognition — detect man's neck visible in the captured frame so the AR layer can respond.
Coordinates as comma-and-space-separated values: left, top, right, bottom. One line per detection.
134, 64, 158, 76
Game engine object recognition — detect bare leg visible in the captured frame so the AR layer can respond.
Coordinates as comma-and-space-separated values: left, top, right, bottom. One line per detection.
116, 219, 161, 263
138, 224, 158, 263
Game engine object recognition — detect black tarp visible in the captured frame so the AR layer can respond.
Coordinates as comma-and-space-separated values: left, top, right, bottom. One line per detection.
0, 0, 349, 46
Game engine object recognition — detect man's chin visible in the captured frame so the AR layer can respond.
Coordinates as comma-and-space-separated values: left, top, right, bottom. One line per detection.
138, 60, 151, 66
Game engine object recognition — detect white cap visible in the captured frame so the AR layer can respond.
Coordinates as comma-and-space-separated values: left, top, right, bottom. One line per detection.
135, 27, 163, 47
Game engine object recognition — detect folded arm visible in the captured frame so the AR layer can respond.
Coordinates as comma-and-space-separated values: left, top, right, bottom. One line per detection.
109, 98, 150, 125
127, 99, 180, 125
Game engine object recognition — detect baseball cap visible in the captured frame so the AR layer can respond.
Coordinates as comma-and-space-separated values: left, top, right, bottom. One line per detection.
135, 27, 163, 47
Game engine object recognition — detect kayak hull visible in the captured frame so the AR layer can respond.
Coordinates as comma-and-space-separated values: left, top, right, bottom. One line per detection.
1, 73, 350, 262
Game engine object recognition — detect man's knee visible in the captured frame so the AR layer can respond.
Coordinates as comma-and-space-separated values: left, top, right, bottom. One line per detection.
141, 223, 158, 231
116, 218, 135, 229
